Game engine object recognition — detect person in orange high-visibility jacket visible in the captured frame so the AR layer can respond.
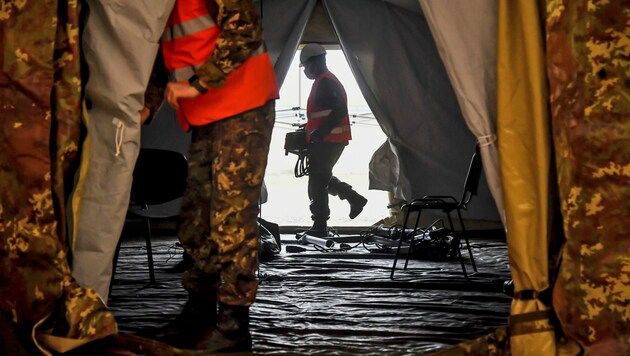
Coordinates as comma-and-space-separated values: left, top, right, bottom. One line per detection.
155, 0, 279, 353
299, 43, 368, 238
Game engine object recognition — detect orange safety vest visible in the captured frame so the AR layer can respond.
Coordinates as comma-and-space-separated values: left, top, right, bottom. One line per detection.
306, 71, 352, 143
161, 0, 279, 131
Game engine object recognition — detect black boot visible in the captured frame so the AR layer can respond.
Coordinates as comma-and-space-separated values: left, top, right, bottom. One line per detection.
153, 290, 217, 349
305, 219, 328, 237
348, 192, 368, 219
195, 303, 252, 353
328, 177, 368, 219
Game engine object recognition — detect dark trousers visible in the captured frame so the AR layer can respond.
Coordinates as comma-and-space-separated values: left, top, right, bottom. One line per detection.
177, 100, 275, 307
307, 142, 351, 221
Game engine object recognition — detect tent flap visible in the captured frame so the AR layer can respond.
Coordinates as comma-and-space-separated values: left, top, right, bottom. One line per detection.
323, 0, 500, 221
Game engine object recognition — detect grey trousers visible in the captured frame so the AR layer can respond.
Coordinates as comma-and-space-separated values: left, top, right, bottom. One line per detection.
70, 0, 175, 304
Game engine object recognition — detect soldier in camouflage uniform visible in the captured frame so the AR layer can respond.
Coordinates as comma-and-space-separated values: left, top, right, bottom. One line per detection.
0, 0, 117, 353
155, 0, 278, 353
546, 0, 630, 354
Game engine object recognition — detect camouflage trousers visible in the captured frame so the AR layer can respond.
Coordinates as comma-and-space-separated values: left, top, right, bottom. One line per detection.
178, 100, 275, 307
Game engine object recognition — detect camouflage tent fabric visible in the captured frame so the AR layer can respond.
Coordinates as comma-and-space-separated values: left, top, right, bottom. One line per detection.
427, 1, 629, 354
547, 0, 630, 354
0, 0, 116, 353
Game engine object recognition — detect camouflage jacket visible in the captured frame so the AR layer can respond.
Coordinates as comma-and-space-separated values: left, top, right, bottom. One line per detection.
144, 0, 264, 115
197, 0, 264, 89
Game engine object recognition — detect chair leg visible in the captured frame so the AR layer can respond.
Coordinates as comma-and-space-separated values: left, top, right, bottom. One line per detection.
402, 210, 422, 271
456, 208, 477, 272
446, 212, 468, 279
390, 209, 412, 279
144, 219, 155, 283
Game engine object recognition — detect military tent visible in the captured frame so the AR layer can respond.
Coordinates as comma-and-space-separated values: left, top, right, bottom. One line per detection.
256, 0, 629, 355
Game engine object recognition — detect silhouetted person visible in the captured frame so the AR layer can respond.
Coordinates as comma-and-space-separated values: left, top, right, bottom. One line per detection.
300, 43, 368, 237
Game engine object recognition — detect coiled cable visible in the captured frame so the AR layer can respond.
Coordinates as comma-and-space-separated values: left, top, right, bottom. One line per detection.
294, 151, 310, 177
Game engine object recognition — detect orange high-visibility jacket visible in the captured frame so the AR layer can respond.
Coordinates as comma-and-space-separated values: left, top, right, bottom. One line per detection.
161, 0, 279, 131
306, 71, 352, 142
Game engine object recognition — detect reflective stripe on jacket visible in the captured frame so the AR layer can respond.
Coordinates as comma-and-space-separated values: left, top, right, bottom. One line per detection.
306, 71, 351, 143
161, 0, 278, 130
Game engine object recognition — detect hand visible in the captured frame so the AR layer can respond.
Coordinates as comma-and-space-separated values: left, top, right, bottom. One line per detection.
164, 81, 201, 110
139, 107, 152, 125
310, 129, 325, 143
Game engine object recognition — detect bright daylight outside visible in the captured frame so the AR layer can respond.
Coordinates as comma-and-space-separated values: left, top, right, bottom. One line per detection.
261, 49, 389, 227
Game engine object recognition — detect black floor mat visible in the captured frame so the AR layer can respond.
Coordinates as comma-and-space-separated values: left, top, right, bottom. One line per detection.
108, 228, 511, 355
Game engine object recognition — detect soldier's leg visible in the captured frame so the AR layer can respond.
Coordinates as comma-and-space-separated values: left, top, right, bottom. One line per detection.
195, 101, 275, 353
154, 123, 218, 348
209, 100, 275, 306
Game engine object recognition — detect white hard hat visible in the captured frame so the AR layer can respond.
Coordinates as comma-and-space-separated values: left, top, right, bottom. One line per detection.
300, 43, 326, 65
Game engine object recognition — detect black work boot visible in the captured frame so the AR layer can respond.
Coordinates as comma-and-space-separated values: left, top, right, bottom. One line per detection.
348, 192, 368, 219
330, 178, 368, 219
153, 290, 217, 349
305, 219, 328, 237
195, 303, 252, 353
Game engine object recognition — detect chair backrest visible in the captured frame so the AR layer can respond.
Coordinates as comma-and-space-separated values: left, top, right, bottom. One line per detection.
130, 148, 188, 206
460, 145, 483, 209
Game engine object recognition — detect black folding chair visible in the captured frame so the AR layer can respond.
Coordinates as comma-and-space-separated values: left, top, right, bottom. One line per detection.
390, 145, 482, 279
111, 148, 188, 284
